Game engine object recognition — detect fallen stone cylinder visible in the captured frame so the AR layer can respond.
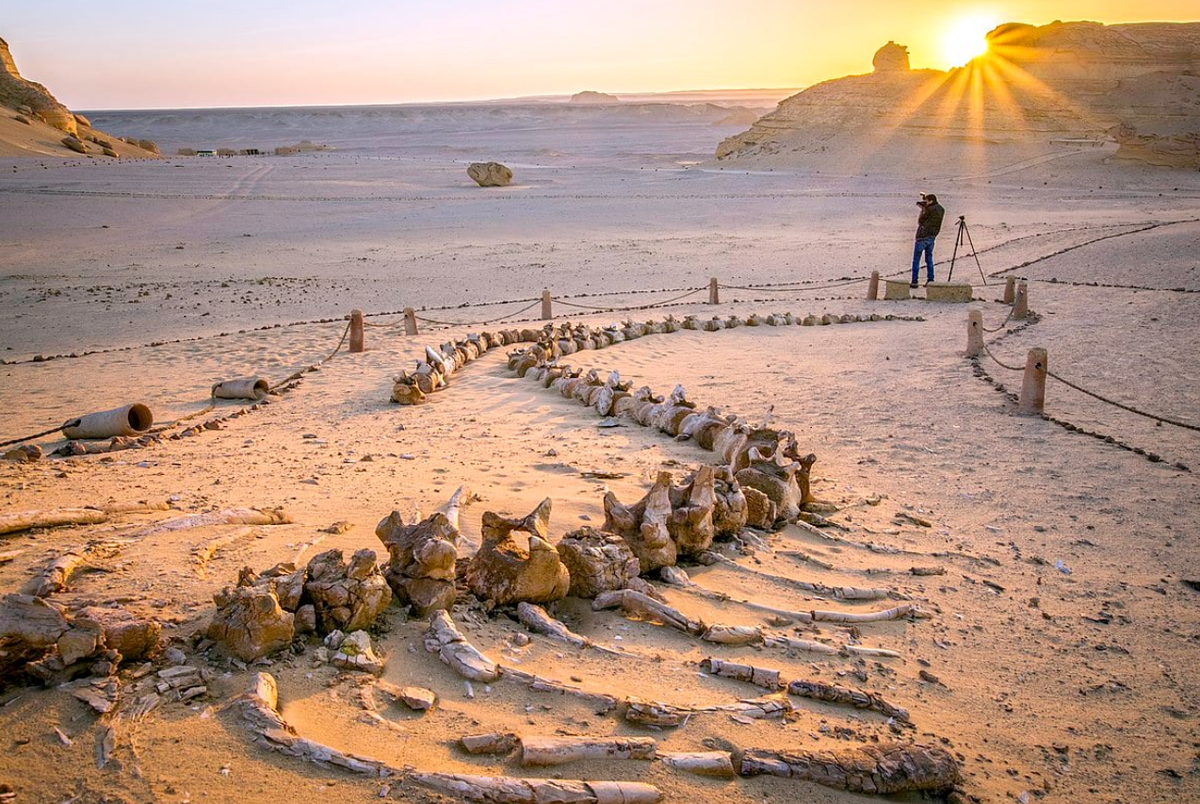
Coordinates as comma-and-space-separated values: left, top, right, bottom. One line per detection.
212, 377, 269, 400
411, 773, 661, 804
61, 404, 153, 439
739, 744, 960, 795
520, 735, 657, 766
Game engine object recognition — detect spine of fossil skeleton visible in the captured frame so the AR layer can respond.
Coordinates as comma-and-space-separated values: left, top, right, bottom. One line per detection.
659, 751, 737, 778
411, 773, 663, 804
700, 657, 782, 690
520, 736, 658, 766
739, 744, 959, 795
786, 679, 910, 721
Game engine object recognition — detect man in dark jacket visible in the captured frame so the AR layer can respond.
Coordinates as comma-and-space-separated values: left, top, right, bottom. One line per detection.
911, 193, 945, 287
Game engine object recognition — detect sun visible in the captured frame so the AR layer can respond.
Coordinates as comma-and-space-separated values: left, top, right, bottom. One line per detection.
942, 13, 999, 67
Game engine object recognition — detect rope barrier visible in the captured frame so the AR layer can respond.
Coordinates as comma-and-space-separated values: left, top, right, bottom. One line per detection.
147, 394, 217, 435
555, 287, 706, 313
414, 299, 543, 327
1046, 370, 1200, 433
719, 277, 869, 292
982, 307, 1015, 333
269, 319, 352, 392
0, 422, 79, 449
979, 340, 1025, 372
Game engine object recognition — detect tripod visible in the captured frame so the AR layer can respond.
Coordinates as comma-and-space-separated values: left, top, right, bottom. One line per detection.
947, 216, 987, 286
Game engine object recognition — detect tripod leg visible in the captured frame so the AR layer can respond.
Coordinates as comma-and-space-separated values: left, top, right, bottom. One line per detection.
947, 222, 963, 283
963, 224, 986, 286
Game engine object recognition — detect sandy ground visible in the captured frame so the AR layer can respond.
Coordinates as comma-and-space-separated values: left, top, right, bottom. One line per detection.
1, 127, 1199, 804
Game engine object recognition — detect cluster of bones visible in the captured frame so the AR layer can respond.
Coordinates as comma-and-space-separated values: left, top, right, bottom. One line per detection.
0, 313, 963, 803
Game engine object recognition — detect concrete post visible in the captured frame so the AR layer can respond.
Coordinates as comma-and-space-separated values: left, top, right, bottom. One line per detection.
541, 289, 552, 320
1019, 348, 1047, 415
1012, 281, 1029, 320
404, 307, 418, 336
349, 309, 365, 353
867, 271, 880, 301
966, 310, 983, 358
709, 277, 720, 305
1003, 276, 1016, 304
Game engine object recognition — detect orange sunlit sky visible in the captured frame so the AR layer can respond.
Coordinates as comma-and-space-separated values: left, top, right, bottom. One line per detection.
5, 0, 1198, 109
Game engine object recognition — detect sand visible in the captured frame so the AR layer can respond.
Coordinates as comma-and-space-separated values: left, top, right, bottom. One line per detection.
1, 114, 1199, 804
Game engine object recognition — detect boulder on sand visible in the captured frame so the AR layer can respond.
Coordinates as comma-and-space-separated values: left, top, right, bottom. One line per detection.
468, 162, 513, 187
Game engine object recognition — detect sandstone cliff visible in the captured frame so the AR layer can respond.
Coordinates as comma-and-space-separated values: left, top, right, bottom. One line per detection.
0, 36, 77, 136
717, 21, 1200, 171
0, 35, 159, 158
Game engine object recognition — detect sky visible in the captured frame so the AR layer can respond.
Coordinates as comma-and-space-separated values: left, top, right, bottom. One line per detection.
4, 0, 1198, 109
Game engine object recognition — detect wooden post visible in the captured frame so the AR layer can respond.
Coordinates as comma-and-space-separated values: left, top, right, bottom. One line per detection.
1012, 282, 1029, 320
1019, 348, 1047, 415
541, 289, 552, 321
709, 277, 719, 305
966, 310, 983, 357
404, 307, 418, 336
867, 271, 880, 301
1003, 276, 1016, 304
349, 309, 365, 353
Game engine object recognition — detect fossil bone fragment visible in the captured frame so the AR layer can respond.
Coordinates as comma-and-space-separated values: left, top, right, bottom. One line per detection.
375, 487, 466, 616
208, 583, 295, 662
0, 507, 112, 537
660, 751, 736, 777
700, 657, 782, 690
555, 527, 640, 599
520, 735, 657, 767
424, 610, 500, 682
303, 548, 392, 634
739, 744, 959, 795
410, 773, 662, 804
465, 499, 569, 606
516, 602, 621, 655
787, 679, 910, 721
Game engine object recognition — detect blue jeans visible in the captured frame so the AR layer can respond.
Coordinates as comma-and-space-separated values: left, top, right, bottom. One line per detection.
912, 237, 936, 284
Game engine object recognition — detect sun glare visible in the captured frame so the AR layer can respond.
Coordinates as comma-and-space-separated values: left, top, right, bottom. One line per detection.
942, 14, 998, 67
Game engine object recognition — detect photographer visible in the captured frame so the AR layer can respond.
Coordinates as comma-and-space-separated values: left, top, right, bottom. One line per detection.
911, 193, 945, 288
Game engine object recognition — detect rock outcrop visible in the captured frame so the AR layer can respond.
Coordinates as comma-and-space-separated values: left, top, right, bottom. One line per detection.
468, 162, 514, 187
872, 41, 910, 72
717, 21, 1200, 172
570, 91, 620, 104
0, 36, 76, 136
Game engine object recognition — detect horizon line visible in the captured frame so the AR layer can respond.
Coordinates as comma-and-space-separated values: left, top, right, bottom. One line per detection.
75, 86, 807, 114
